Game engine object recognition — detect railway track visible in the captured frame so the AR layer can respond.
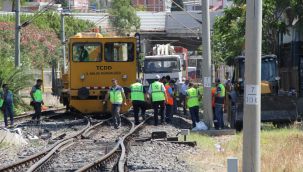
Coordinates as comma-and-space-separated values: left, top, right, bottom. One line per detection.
0, 109, 91, 172
2, 108, 195, 172
77, 115, 152, 172
26, 116, 133, 172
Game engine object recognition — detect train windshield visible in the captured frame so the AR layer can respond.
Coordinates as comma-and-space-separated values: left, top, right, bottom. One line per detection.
238, 58, 277, 81
72, 43, 102, 62
261, 59, 277, 81
104, 42, 134, 62
144, 58, 180, 73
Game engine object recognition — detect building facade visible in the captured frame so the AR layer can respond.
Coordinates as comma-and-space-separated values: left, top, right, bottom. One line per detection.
132, 0, 170, 12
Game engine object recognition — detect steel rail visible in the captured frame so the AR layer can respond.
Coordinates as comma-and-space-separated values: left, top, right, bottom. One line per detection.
75, 116, 133, 172
27, 115, 132, 172
1, 107, 66, 124
0, 113, 90, 172
118, 116, 152, 172
77, 116, 152, 172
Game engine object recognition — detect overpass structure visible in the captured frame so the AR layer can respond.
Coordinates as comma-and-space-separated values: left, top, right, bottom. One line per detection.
72, 11, 223, 51
0, 11, 222, 51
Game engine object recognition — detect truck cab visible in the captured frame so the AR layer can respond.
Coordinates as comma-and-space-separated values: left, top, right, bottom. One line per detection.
143, 55, 182, 86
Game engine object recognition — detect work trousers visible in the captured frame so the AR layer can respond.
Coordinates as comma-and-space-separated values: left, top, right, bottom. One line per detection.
215, 104, 224, 129
32, 102, 42, 121
165, 104, 173, 123
189, 106, 200, 128
213, 107, 219, 129
132, 100, 146, 125
152, 100, 165, 126
3, 103, 14, 127
112, 104, 121, 128
180, 94, 187, 115
173, 98, 178, 114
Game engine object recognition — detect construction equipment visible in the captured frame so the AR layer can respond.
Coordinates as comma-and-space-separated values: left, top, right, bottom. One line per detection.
52, 32, 138, 114
227, 55, 298, 130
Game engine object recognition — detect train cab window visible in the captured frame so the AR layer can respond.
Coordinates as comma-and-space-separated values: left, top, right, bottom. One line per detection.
73, 43, 102, 62
104, 43, 134, 62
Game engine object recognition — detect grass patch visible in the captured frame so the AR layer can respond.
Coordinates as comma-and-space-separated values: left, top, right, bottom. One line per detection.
186, 133, 216, 151
184, 128, 303, 172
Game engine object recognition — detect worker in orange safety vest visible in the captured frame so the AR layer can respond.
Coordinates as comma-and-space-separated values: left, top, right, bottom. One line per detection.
165, 80, 174, 124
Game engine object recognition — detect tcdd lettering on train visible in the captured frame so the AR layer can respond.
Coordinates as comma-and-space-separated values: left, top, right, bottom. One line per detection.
96, 66, 112, 70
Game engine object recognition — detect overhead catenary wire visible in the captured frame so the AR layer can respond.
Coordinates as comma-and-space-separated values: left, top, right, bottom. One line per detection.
21, 0, 57, 28
168, 14, 200, 37
82, 14, 109, 32
171, 0, 202, 24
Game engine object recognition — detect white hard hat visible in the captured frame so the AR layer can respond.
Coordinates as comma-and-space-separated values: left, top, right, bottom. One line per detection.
155, 75, 161, 79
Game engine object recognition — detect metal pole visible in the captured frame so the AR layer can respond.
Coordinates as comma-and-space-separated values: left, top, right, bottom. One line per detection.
61, 13, 66, 73
227, 157, 238, 172
15, 0, 21, 68
41, 66, 45, 92
201, 0, 212, 128
69, 0, 71, 11
243, 0, 262, 171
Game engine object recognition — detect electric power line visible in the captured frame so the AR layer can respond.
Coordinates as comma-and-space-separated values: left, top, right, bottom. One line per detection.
21, 0, 57, 28
171, 0, 202, 24
168, 14, 200, 36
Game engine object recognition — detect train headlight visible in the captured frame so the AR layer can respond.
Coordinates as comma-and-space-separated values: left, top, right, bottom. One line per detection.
122, 74, 128, 80
80, 73, 85, 80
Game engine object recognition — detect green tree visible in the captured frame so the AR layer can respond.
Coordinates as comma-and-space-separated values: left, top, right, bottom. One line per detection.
212, 5, 246, 65
171, 0, 184, 11
109, 0, 140, 35
0, 13, 95, 113
0, 57, 33, 114
212, 0, 303, 65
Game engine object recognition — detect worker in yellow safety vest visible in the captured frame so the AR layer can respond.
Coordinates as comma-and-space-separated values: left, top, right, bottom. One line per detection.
214, 78, 225, 130
186, 82, 201, 129
103, 78, 127, 129
147, 75, 167, 126
30, 79, 44, 124
130, 79, 147, 125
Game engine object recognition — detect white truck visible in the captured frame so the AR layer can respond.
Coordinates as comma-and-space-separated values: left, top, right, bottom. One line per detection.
143, 55, 183, 86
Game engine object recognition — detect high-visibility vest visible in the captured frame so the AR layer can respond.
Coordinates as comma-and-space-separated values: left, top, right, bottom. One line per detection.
130, 82, 144, 101
186, 87, 199, 108
0, 93, 3, 108
110, 86, 123, 104
197, 86, 203, 96
165, 85, 174, 105
151, 81, 165, 102
215, 83, 225, 105
217, 83, 225, 97
33, 89, 43, 102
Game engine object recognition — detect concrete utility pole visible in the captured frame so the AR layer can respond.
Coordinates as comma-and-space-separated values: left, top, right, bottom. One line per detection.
61, 13, 66, 73
15, 0, 21, 68
201, 0, 213, 128
243, 0, 262, 171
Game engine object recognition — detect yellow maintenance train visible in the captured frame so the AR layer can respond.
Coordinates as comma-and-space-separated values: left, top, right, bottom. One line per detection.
56, 32, 138, 114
